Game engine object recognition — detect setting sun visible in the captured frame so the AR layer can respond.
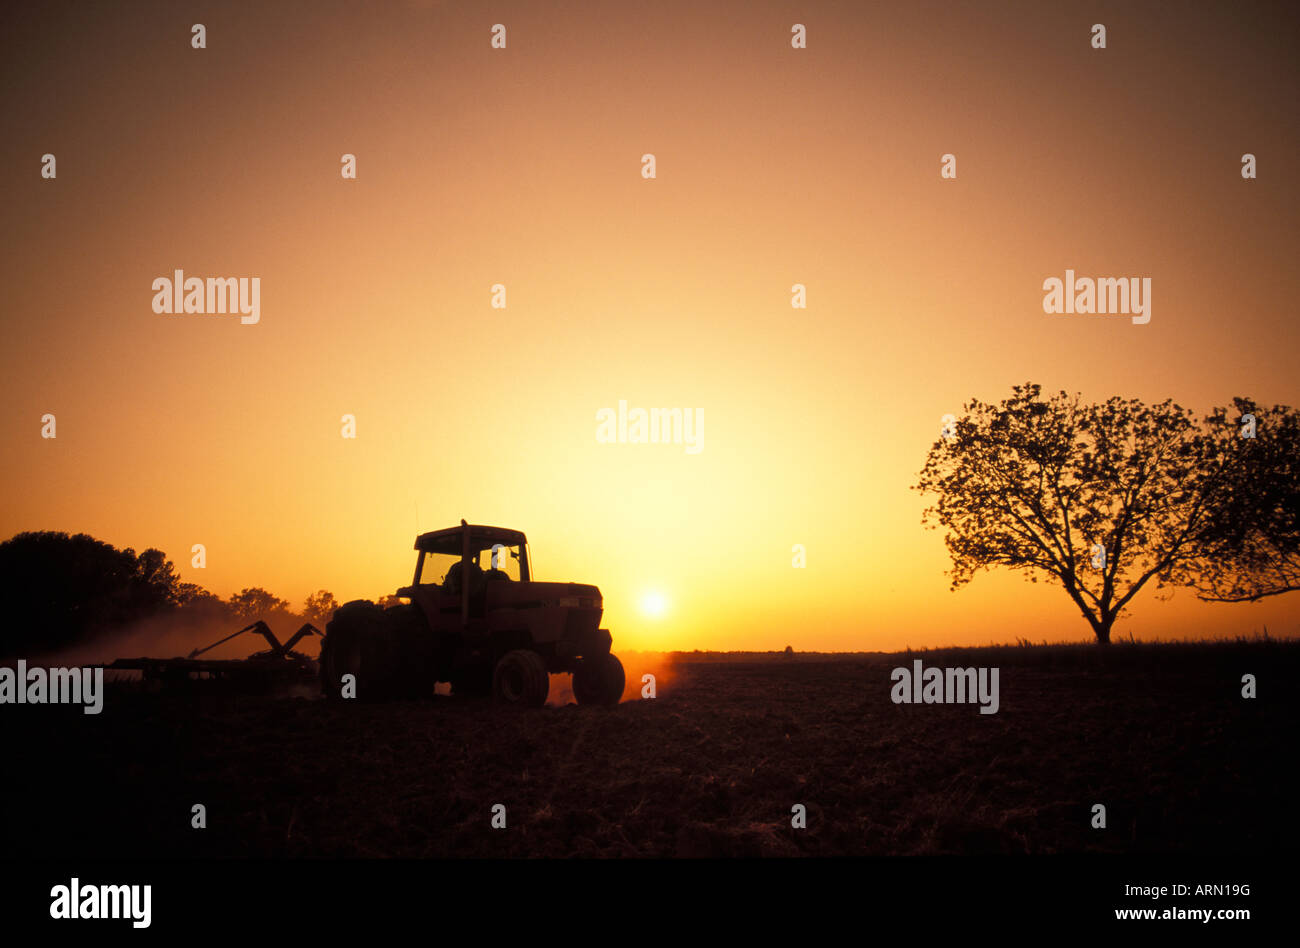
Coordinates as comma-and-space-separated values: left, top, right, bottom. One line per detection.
639, 590, 669, 619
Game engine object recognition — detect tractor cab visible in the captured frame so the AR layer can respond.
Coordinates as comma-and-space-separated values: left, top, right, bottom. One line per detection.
399, 521, 531, 619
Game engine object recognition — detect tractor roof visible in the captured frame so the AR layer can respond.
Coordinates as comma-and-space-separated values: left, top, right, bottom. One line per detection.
415, 523, 527, 555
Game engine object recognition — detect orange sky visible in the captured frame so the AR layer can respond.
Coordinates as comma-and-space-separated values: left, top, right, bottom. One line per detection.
2, 0, 1297, 650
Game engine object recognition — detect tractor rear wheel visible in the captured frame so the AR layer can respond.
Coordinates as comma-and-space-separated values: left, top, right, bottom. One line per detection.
573, 653, 625, 706
322, 602, 431, 702
320, 602, 383, 700
492, 649, 549, 707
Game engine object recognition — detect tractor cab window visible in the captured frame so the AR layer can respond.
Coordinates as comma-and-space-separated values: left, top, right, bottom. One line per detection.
418, 551, 461, 588
477, 542, 522, 582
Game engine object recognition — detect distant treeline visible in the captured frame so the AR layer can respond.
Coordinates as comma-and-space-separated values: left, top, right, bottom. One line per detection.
638, 648, 885, 662
0, 531, 360, 658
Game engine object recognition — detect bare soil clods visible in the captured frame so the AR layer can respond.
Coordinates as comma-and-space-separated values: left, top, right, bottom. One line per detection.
2, 642, 1294, 858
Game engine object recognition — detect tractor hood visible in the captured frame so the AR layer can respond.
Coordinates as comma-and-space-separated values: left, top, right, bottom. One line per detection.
495, 581, 602, 609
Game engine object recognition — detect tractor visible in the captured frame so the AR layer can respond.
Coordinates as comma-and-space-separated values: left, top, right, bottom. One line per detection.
318, 521, 625, 707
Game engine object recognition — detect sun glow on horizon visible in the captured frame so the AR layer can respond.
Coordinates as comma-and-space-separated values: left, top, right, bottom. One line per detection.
639, 590, 669, 619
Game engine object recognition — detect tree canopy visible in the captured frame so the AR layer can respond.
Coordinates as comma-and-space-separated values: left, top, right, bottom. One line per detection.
1194, 398, 1300, 603
915, 384, 1297, 643
0, 532, 347, 656
0, 531, 186, 654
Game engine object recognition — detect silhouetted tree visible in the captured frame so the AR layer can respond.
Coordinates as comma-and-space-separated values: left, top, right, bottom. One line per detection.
176, 582, 221, 607
1195, 398, 1300, 602
0, 531, 187, 655
303, 590, 339, 625
132, 547, 183, 611
915, 384, 1237, 643
376, 594, 403, 609
173, 584, 234, 629
228, 587, 290, 620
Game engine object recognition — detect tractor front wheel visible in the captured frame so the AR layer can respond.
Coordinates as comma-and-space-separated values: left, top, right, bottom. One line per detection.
573, 653, 625, 707
492, 650, 549, 708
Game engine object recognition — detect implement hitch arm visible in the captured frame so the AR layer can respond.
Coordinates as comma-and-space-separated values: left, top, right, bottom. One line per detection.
187, 621, 322, 659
